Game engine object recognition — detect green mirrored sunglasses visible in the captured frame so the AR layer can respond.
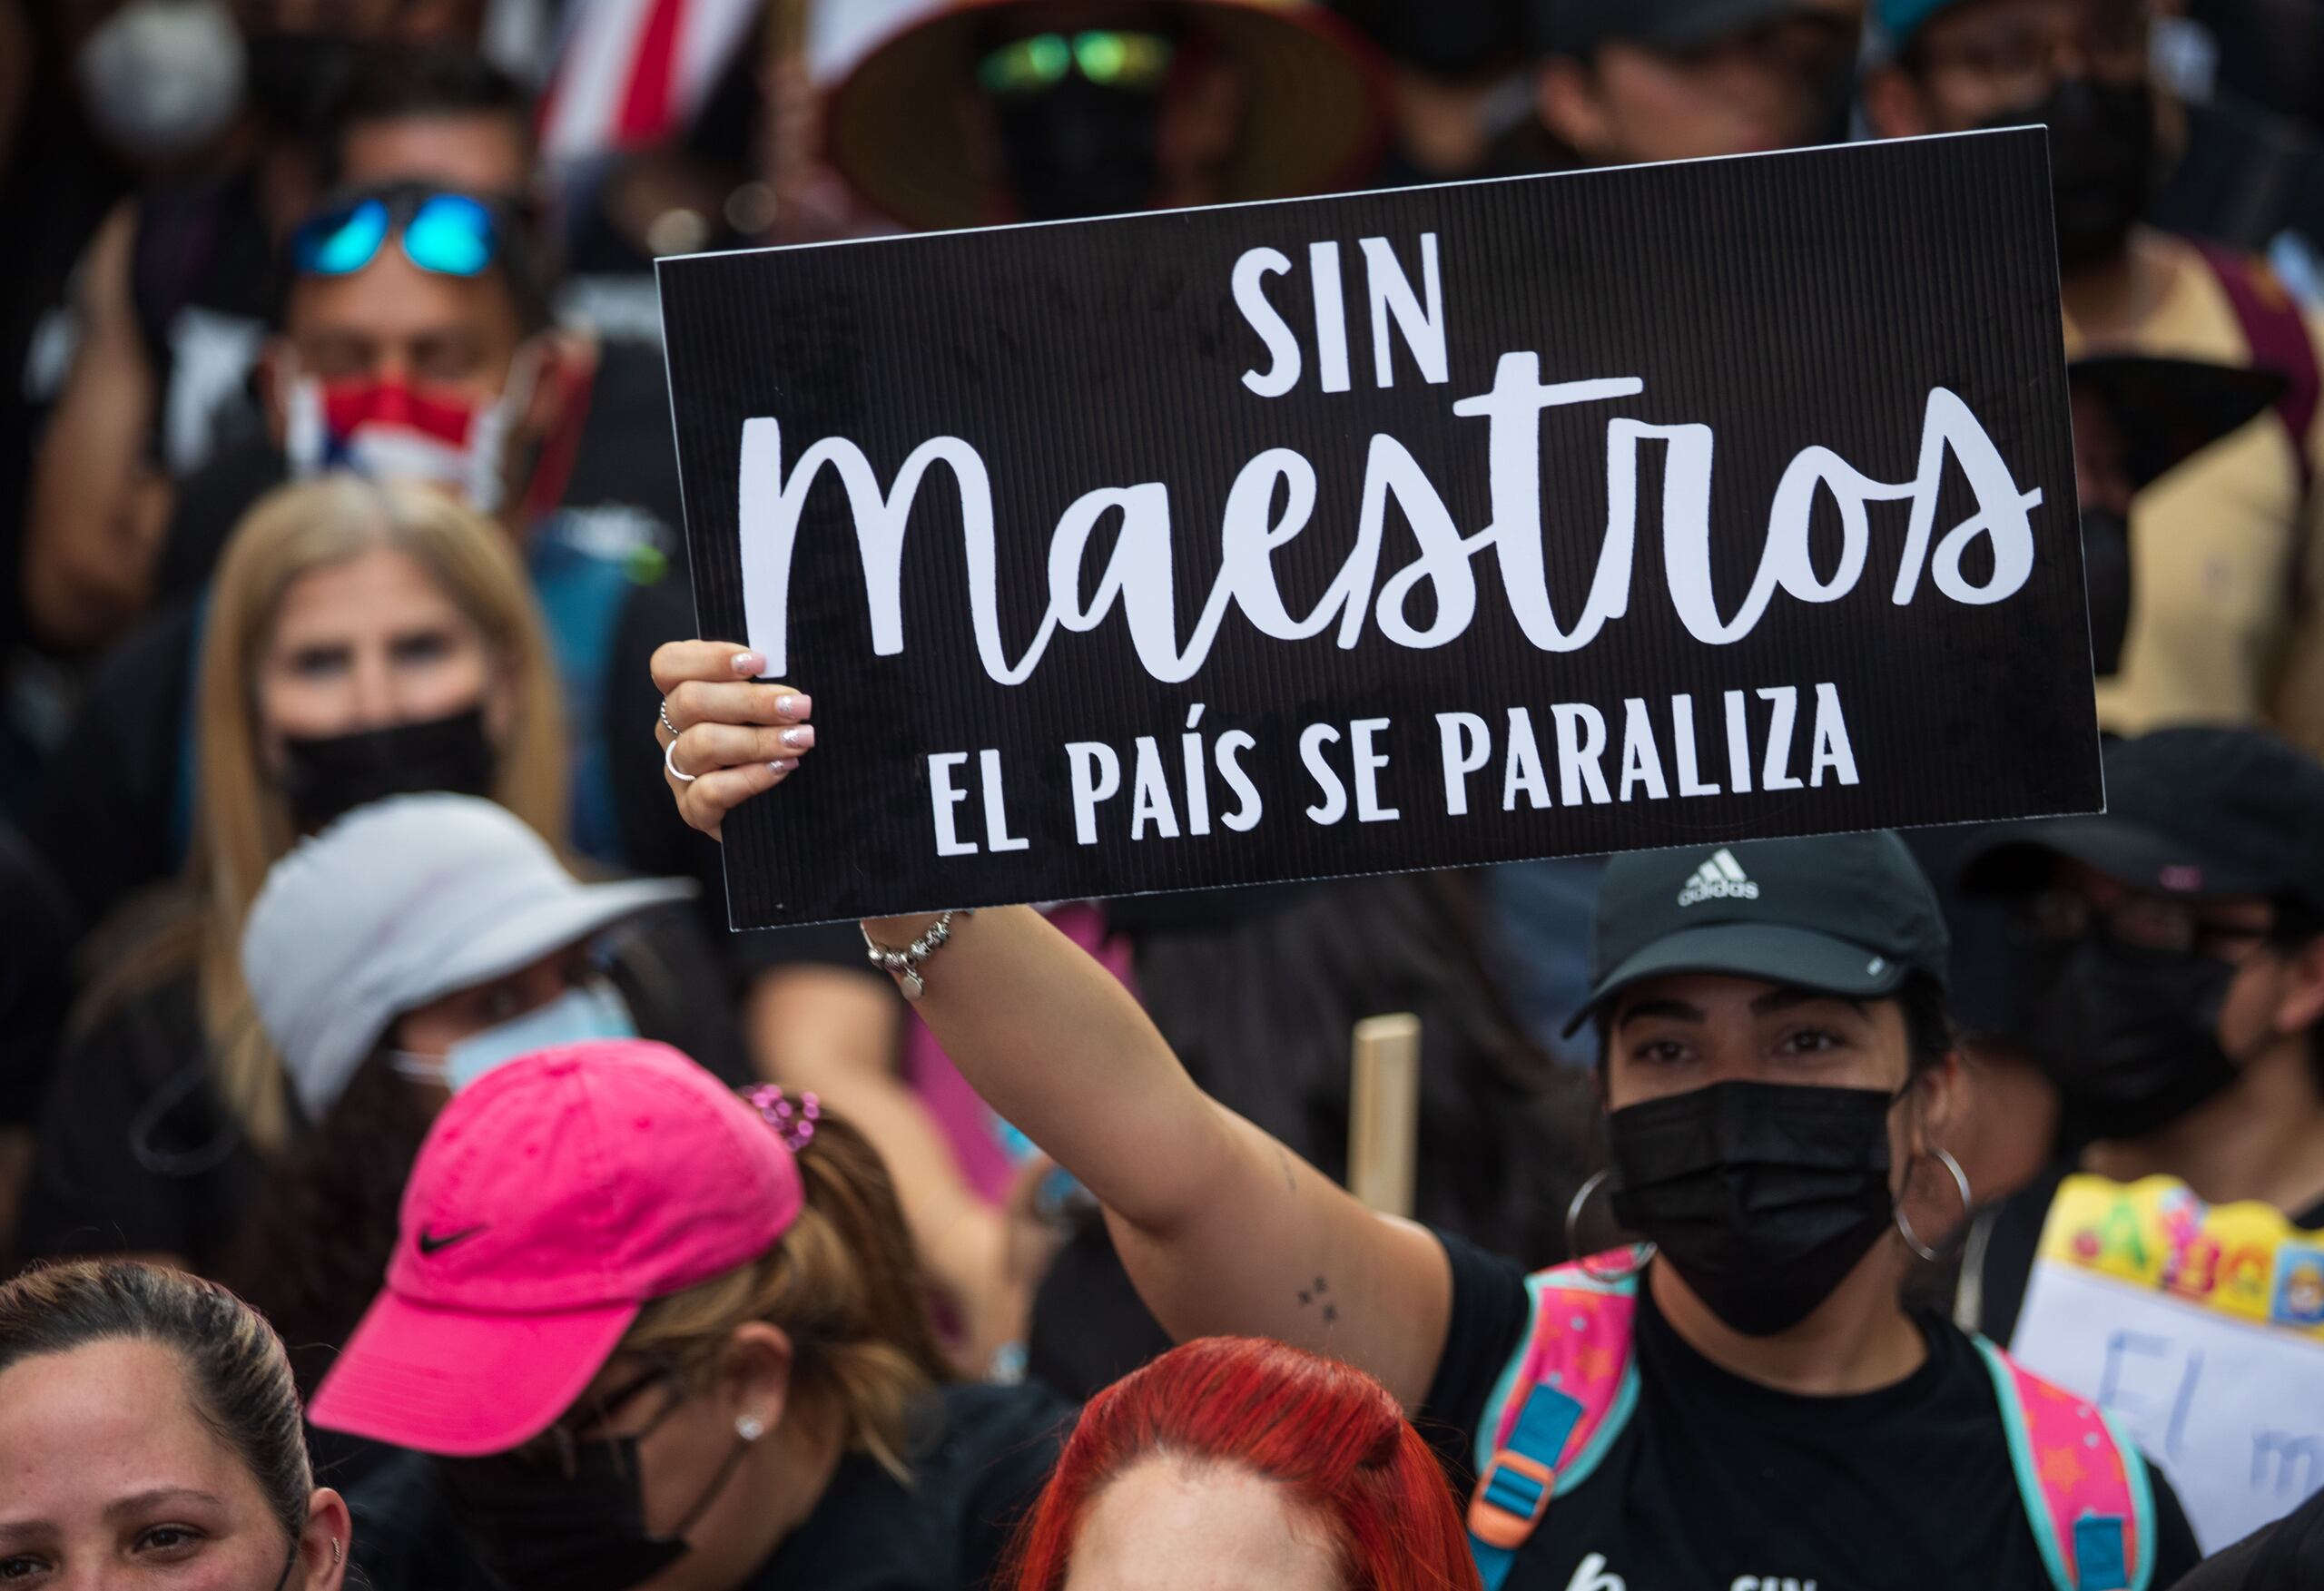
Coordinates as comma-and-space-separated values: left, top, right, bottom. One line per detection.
977, 30, 1177, 96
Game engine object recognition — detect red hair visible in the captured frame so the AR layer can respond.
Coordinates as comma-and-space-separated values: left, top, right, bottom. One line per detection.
1007, 1336, 1482, 1591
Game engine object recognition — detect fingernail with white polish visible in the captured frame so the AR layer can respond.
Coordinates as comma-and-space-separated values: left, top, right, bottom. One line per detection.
769, 759, 797, 773
775, 693, 811, 720
781, 726, 814, 751
732, 652, 765, 676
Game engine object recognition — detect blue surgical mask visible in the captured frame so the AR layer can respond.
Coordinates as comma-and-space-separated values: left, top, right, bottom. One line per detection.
394, 981, 637, 1092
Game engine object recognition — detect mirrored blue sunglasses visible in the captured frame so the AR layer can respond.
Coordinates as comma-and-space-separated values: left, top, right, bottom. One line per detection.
291, 191, 501, 280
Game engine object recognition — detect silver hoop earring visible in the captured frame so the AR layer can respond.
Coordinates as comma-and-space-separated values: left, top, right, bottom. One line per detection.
1565, 1170, 1655, 1281
1896, 1147, 1973, 1262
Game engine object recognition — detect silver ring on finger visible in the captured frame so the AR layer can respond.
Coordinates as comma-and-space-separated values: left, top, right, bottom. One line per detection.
665, 736, 700, 784
658, 697, 680, 739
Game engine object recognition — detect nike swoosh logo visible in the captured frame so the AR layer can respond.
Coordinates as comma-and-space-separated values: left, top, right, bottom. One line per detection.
417, 1224, 487, 1256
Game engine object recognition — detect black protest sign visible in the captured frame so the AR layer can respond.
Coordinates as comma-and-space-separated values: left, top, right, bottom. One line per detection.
661, 130, 2097, 929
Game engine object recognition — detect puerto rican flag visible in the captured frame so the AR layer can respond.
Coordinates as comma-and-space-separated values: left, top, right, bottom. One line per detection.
537, 0, 763, 163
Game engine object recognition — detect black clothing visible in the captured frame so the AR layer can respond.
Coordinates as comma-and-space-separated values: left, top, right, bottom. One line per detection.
15, 970, 263, 1269
152, 435, 292, 605
12, 903, 747, 1270
18, 595, 201, 936
1971, 1162, 2324, 1348
556, 335, 693, 536
1027, 1216, 1175, 1403
0, 823, 79, 1127
1420, 1233, 2204, 1591
2168, 1486, 2324, 1591
79, 172, 278, 502
128, 174, 274, 476
348, 1381, 1073, 1591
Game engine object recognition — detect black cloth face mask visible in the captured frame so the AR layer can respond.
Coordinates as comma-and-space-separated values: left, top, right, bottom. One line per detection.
2026, 934, 2249, 1140
437, 1412, 753, 1591
1978, 77, 2159, 270
993, 76, 1165, 221
279, 705, 497, 831
1608, 1080, 1899, 1337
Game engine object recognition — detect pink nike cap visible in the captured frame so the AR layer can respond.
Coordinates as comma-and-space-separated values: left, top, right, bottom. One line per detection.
309, 1039, 804, 1456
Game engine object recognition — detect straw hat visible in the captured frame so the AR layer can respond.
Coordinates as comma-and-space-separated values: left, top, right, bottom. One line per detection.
826, 0, 1388, 231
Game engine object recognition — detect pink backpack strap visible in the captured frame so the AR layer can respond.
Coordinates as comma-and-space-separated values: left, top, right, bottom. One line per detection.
2194, 240, 2320, 503
1974, 1338, 2158, 1591
1465, 1250, 1646, 1583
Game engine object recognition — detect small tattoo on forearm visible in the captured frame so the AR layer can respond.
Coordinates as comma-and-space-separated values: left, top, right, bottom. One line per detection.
1275, 1147, 1296, 1194
1296, 1275, 1338, 1325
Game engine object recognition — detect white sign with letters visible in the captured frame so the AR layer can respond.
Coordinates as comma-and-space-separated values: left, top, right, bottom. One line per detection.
2011, 1176, 2324, 1552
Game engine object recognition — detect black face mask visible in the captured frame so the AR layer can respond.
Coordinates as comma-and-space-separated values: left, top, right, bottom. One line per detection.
1981, 78, 2158, 270
1608, 1080, 1899, 1337
993, 77, 1164, 221
2082, 506, 2133, 677
243, 32, 363, 138
2027, 934, 2248, 1140
279, 705, 497, 831
438, 1428, 753, 1591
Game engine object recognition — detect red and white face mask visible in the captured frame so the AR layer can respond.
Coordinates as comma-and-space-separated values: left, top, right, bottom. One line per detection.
282, 349, 537, 515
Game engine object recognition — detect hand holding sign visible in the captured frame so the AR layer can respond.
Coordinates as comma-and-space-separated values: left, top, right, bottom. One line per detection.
651, 641, 817, 841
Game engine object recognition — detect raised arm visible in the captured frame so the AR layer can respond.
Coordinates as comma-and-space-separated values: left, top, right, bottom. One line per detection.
651, 642, 1454, 1409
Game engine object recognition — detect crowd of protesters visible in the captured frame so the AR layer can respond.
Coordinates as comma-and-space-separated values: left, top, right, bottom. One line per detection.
8, 0, 2324, 1586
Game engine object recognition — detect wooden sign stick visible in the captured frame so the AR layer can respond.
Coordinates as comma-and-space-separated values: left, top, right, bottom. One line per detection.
1348, 1014, 1421, 1219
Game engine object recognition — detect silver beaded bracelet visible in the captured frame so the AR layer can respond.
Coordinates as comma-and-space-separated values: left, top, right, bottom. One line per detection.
862, 909, 972, 1000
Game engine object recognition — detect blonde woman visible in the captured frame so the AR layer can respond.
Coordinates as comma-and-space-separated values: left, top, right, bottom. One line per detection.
317, 1040, 1073, 1591
15, 476, 739, 1272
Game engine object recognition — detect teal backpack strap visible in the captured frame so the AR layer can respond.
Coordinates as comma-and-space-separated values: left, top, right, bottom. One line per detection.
1974, 1337, 2157, 1591
1467, 1250, 1647, 1591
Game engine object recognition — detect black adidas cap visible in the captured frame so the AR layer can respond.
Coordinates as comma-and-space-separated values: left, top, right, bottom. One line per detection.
1963, 727, 2324, 917
1563, 831, 1952, 1037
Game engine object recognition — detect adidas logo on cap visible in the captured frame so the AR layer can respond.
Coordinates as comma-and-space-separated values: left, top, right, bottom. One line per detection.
1677, 849, 1759, 907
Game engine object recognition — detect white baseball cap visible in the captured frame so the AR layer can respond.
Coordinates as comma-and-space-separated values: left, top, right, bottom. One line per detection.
241, 795, 694, 1121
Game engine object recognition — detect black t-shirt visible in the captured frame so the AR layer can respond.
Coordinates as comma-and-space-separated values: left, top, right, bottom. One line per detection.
1421, 1233, 2203, 1591
1973, 1163, 2324, 1348
349, 1380, 1073, 1591
753, 1381, 1069, 1589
